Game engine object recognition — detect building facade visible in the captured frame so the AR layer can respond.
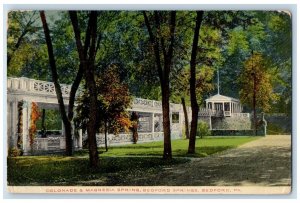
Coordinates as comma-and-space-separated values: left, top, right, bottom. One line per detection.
7, 77, 187, 155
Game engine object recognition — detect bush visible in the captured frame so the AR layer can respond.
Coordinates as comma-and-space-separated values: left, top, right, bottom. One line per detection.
8, 147, 22, 157
267, 123, 288, 135
197, 121, 211, 138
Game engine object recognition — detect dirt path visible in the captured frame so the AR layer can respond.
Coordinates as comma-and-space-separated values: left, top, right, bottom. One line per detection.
129, 135, 291, 186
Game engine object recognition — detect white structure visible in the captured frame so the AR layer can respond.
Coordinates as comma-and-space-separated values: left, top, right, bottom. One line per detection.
7, 77, 186, 155
205, 94, 244, 117
7, 77, 74, 155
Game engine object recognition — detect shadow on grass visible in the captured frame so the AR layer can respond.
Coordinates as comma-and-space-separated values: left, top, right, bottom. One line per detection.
7, 156, 189, 186
110, 146, 233, 158
109, 144, 164, 149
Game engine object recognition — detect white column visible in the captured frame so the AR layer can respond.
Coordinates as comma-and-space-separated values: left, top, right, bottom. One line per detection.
180, 112, 183, 136
22, 101, 31, 154
61, 121, 65, 136
151, 113, 155, 139
7, 101, 12, 148
11, 100, 18, 148
72, 121, 76, 149
78, 129, 83, 149
151, 113, 155, 133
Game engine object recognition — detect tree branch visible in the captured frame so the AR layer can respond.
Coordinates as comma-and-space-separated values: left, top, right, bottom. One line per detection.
143, 11, 164, 82
39, 10, 69, 128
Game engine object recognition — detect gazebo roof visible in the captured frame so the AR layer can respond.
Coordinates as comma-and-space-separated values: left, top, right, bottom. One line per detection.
205, 94, 240, 103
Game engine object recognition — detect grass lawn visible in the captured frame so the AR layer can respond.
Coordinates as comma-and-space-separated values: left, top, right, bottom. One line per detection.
96, 136, 259, 157
7, 136, 259, 186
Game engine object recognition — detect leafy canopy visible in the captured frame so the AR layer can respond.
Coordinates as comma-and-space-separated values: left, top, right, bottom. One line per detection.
239, 52, 279, 112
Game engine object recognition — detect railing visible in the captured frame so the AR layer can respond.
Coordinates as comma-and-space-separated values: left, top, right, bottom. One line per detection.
224, 111, 231, 117
7, 77, 71, 97
198, 109, 250, 118
8, 77, 182, 111
231, 113, 250, 118
133, 97, 181, 111
198, 108, 223, 117
33, 137, 65, 151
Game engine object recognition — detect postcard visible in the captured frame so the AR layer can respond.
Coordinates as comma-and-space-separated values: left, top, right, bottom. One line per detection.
6, 9, 292, 195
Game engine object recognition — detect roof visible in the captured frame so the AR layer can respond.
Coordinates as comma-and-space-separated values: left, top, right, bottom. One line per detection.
205, 94, 240, 103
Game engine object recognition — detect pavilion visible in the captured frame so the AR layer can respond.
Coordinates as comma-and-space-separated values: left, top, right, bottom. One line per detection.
205, 93, 243, 117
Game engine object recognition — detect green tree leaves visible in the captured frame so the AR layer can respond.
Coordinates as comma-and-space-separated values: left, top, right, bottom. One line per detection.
239, 52, 279, 113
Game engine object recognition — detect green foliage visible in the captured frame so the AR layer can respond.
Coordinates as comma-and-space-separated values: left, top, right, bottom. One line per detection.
7, 10, 291, 116
239, 52, 279, 112
227, 27, 249, 55
196, 121, 211, 138
7, 11, 40, 75
219, 11, 291, 106
36, 109, 62, 130
196, 66, 215, 105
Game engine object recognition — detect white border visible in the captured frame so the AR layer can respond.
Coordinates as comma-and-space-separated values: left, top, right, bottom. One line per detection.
1, 0, 299, 202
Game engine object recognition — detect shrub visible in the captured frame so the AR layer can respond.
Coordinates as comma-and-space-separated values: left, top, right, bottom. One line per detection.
197, 121, 211, 138
8, 147, 22, 157
267, 123, 287, 135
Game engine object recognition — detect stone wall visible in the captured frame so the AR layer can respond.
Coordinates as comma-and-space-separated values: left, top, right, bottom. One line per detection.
265, 114, 291, 134
211, 116, 251, 130
82, 131, 183, 147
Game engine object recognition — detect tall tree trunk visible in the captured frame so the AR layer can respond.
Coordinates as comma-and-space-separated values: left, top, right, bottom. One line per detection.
251, 51, 258, 136
181, 97, 189, 139
188, 11, 204, 154
68, 64, 84, 121
162, 80, 172, 160
253, 74, 257, 136
40, 11, 73, 156
143, 11, 176, 160
69, 11, 99, 168
85, 61, 99, 168
104, 120, 108, 152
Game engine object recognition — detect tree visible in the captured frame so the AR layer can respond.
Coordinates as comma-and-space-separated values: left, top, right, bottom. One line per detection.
40, 11, 74, 156
97, 66, 131, 151
75, 65, 132, 152
96, 65, 132, 151
260, 11, 292, 116
69, 11, 100, 168
188, 11, 204, 154
143, 11, 177, 160
239, 52, 279, 135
